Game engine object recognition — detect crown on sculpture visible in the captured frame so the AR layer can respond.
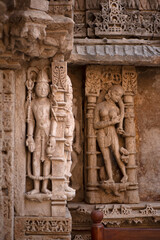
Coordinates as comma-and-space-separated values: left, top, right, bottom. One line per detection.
37, 70, 50, 84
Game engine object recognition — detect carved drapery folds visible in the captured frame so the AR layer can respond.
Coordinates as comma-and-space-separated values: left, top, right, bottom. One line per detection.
85, 65, 139, 204
74, 0, 160, 38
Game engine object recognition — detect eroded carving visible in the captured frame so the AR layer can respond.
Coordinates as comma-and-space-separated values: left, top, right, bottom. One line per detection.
49, 0, 73, 18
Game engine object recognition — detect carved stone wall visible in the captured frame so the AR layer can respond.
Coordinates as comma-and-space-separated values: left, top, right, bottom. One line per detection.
0, 0, 75, 240
0, 0, 160, 239
0, 70, 15, 240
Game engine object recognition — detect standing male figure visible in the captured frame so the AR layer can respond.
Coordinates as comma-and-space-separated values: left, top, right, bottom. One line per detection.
26, 70, 57, 195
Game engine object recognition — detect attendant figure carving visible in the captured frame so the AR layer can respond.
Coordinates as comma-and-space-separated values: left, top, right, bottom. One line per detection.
26, 69, 57, 195
64, 76, 76, 200
94, 85, 128, 184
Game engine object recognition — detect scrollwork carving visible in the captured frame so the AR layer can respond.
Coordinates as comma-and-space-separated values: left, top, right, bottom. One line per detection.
84, 0, 160, 38
85, 66, 122, 96
122, 66, 137, 94
25, 219, 71, 234
52, 62, 67, 91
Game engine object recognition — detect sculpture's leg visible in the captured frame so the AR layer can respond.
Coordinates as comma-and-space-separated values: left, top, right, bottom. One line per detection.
27, 153, 41, 195
100, 147, 114, 183
112, 140, 128, 183
42, 160, 51, 194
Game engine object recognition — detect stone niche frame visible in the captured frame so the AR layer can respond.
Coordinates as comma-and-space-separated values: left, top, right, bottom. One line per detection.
85, 65, 139, 204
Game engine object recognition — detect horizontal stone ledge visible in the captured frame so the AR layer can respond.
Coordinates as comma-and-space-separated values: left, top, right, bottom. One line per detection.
69, 44, 160, 66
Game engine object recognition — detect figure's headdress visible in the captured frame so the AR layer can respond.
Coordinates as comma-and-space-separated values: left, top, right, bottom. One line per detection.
37, 70, 50, 84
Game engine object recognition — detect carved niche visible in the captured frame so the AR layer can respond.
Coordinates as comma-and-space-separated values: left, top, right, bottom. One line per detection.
25, 62, 75, 205
85, 65, 139, 204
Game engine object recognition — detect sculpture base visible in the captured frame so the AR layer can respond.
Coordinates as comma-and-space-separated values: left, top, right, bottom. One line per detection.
85, 182, 139, 204
25, 193, 52, 202
15, 208, 72, 240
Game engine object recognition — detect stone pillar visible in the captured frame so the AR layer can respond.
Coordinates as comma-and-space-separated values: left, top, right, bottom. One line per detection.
51, 60, 67, 217
85, 66, 102, 202
122, 66, 140, 203
86, 96, 99, 196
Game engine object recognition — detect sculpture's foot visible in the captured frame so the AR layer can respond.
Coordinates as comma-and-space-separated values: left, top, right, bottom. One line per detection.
65, 185, 75, 193
104, 179, 115, 184
26, 189, 40, 195
41, 188, 52, 195
121, 175, 128, 183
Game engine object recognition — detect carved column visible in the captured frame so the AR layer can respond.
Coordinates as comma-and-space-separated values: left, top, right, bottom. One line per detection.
86, 95, 99, 193
122, 66, 139, 203
85, 67, 101, 202
51, 60, 67, 216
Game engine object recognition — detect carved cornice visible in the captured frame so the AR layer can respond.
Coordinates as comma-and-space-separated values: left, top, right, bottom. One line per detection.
69, 202, 160, 229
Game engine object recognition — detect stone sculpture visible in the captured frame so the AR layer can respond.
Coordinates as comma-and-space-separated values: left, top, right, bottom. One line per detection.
94, 85, 128, 184
64, 75, 76, 200
71, 98, 82, 189
26, 68, 57, 195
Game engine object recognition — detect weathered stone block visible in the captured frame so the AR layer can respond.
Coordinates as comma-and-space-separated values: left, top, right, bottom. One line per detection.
28, 0, 49, 11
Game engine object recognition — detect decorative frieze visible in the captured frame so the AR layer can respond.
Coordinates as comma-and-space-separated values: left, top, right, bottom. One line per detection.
25, 219, 71, 234
74, 0, 160, 39
15, 216, 72, 239
69, 202, 160, 230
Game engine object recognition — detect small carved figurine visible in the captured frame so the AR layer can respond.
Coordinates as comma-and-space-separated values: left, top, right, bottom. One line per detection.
94, 85, 128, 184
